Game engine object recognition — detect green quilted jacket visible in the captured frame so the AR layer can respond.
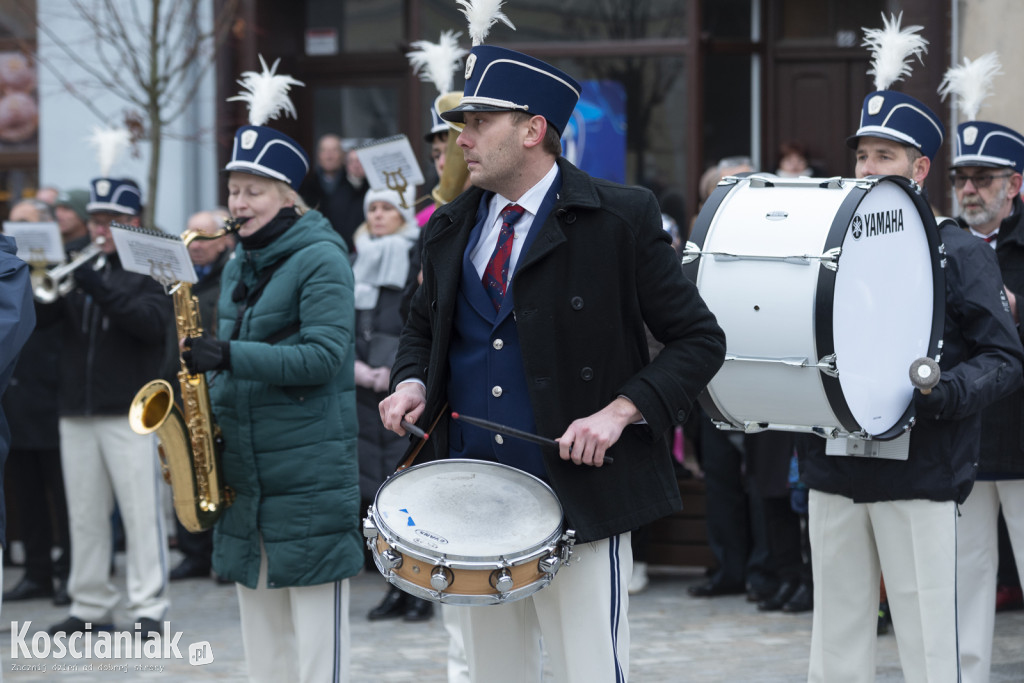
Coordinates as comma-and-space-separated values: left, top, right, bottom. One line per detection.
209, 208, 362, 589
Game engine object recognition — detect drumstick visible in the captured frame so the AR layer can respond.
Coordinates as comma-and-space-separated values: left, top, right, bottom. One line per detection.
400, 420, 429, 440
909, 357, 941, 395
451, 412, 614, 464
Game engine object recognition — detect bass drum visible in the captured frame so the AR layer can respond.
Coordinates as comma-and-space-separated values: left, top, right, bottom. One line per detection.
683, 174, 945, 440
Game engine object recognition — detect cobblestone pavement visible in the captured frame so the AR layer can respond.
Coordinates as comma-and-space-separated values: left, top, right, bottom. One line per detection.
2, 556, 1022, 681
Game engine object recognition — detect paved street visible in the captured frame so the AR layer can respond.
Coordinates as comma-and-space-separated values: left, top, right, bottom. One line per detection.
2, 553, 1022, 681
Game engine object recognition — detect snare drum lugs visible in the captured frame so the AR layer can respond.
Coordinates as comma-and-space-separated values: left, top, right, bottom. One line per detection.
683, 174, 944, 439
362, 459, 575, 605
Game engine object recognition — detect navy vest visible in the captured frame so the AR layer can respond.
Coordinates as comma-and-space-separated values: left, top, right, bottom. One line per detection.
446, 176, 562, 480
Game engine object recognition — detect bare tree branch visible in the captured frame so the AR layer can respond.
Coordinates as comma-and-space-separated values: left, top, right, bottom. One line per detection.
29, 0, 239, 227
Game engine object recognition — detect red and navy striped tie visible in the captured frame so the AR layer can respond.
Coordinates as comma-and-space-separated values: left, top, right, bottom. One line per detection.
481, 203, 525, 311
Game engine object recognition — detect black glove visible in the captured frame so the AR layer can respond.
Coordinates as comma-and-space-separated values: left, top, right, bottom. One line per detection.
182, 336, 231, 374
73, 265, 106, 296
913, 381, 946, 420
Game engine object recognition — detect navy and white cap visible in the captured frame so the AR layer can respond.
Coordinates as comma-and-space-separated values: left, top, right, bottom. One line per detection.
846, 90, 945, 161
441, 45, 581, 137
424, 95, 450, 141
224, 125, 310, 191
951, 121, 1024, 173
87, 178, 141, 216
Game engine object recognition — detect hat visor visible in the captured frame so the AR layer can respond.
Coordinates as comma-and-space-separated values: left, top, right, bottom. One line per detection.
222, 166, 295, 185
440, 102, 510, 124
949, 159, 1007, 170
845, 131, 916, 151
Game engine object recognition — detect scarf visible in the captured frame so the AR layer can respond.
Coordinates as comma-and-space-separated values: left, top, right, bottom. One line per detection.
352, 222, 419, 310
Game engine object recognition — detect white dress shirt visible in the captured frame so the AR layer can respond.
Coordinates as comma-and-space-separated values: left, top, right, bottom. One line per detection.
468, 161, 560, 281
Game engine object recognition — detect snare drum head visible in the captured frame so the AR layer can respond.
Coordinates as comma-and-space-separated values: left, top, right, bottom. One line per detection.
829, 178, 937, 436
374, 460, 563, 560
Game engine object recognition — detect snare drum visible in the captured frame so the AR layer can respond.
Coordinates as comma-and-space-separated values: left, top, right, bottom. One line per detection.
362, 459, 575, 605
683, 174, 945, 440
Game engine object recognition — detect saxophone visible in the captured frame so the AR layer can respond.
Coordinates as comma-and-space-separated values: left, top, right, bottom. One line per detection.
128, 218, 243, 532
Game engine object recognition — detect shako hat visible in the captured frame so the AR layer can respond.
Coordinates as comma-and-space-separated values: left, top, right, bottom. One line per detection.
437, 0, 580, 137
846, 12, 944, 161
441, 45, 581, 138
88, 178, 141, 216
939, 53, 1024, 173
86, 126, 141, 215
224, 56, 309, 190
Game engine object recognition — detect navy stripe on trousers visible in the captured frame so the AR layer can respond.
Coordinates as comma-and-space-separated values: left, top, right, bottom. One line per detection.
609, 534, 625, 683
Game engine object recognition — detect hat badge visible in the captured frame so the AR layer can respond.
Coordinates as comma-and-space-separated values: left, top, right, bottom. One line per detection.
963, 125, 978, 146
868, 95, 885, 116
465, 53, 476, 80
240, 129, 259, 150
95, 179, 110, 197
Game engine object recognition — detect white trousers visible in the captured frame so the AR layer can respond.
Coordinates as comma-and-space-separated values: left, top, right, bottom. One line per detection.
59, 416, 169, 622
443, 603, 470, 683
455, 533, 630, 683
235, 542, 351, 683
957, 479, 1024, 683
808, 490, 958, 683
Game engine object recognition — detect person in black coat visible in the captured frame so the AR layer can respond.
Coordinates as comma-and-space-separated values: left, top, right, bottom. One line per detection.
380, 45, 725, 682
803, 84, 1024, 681
298, 134, 368, 253
2, 199, 70, 606
41, 178, 174, 639
0, 227, 36, 608
946, 117, 1024, 683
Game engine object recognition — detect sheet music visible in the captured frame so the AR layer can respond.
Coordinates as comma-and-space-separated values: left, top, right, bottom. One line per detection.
3, 222, 64, 263
110, 224, 197, 284
355, 135, 425, 195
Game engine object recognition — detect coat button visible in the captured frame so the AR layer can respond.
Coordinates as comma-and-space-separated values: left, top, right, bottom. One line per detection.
493, 338, 504, 350
570, 296, 584, 310
565, 212, 577, 224
492, 386, 503, 397
495, 435, 504, 445
677, 410, 686, 421
580, 367, 594, 381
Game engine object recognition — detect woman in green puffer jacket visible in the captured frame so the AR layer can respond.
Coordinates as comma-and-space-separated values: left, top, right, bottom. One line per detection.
182, 82, 361, 679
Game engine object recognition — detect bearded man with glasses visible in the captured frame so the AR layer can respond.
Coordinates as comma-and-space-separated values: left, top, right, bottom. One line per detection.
949, 119, 1024, 683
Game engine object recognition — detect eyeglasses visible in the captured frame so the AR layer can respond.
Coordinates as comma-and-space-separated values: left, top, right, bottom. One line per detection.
949, 171, 1014, 189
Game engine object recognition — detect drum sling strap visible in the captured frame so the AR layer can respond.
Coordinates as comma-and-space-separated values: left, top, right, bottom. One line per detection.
396, 403, 448, 472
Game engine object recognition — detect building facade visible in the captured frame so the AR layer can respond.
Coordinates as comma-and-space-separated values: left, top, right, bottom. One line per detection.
1, 1, 1020, 228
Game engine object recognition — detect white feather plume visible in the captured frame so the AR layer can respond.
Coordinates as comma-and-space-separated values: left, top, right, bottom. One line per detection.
862, 12, 928, 91
87, 126, 132, 177
456, 0, 515, 46
227, 55, 305, 127
407, 30, 469, 94
938, 52, 1003, 122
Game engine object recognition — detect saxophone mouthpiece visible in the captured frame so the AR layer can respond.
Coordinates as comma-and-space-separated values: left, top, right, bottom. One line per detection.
224, 216, 249, 232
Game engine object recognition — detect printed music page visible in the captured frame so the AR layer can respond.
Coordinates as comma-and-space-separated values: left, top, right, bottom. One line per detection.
356, 135, 425, 194
109, 224, 197, 284
3, 221, 64, 263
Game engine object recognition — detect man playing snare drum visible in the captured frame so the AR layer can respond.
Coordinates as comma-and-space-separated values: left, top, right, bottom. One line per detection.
379, 45, 725, 682
801, 19, 1024, 683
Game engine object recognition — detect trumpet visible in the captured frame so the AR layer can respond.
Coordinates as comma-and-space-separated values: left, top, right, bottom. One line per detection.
33, 238, 107, 303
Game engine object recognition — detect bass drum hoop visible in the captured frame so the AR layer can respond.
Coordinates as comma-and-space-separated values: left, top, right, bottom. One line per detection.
814, 175, 945, 440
